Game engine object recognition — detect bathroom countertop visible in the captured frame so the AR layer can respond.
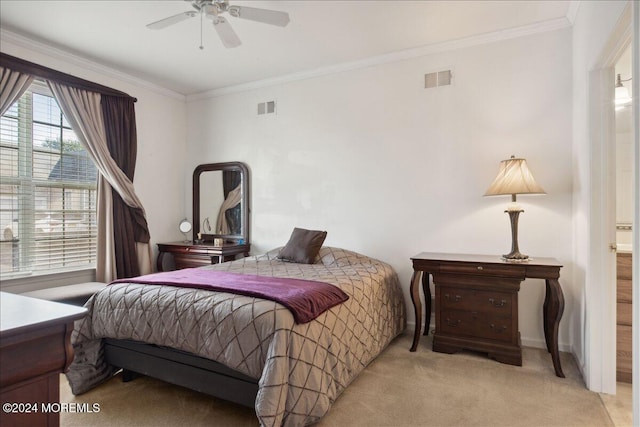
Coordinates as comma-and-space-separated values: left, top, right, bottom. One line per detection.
617, 243, 632, 254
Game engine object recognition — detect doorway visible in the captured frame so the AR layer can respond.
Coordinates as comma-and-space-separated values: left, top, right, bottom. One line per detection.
614, 44, 633, 384
586, 4, 638, 425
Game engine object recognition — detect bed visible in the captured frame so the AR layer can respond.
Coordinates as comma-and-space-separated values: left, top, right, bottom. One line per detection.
66, 246, 406, 426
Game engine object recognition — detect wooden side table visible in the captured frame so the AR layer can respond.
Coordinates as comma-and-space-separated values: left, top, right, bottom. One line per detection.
157, 241, 250, 271
409, 252, 565, 378
0, 292, 87, 427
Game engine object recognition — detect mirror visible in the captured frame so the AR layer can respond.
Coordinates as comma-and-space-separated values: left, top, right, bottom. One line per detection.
193, 162, 249, 244
178, 218, 192, 242
179, 219, 192, 233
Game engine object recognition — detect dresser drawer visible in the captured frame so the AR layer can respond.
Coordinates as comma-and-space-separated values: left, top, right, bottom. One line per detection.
617, 279, 632, 303
439, 287, 516, 315
439, 310, 475, 337
616, 324, 632, 374
440, 263, 524, 278
616, 253, 632, 280
173, 254, 215, 269
475, 317, 516, 342
439, 310, 514, 343
157, 242, 251, 272
617, 302, 632, 326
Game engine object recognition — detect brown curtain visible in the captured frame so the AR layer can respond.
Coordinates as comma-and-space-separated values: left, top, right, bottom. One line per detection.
215, 184, 242, 235
101, 96, 149, 278
219, 171, 242, 235
2, 54, 151, 280
47, 82, 152, 281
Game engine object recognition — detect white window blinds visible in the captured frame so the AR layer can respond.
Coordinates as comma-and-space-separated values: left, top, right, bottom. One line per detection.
0, 80, 97, 278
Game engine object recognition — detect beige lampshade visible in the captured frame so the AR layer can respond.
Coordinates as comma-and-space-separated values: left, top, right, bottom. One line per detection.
484, 156, 545, 196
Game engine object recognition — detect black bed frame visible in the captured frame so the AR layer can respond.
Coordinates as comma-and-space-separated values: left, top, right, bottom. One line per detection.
103, 339, 259, 408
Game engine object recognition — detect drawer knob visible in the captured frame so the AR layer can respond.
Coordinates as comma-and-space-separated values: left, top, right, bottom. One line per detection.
490, 324, 507, 333
446, 318, 461, 327
444, 294, 462, 302
488, 298, 507, 308
477, 266, 483, 270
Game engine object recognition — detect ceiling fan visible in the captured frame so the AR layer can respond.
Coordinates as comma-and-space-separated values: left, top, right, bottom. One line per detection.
147, 0, 290, 49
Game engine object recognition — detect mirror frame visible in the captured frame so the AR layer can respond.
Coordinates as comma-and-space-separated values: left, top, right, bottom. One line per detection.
193, 161, 250, 244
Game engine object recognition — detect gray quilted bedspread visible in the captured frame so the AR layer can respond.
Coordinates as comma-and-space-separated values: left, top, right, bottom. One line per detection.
66, 247, 406, 426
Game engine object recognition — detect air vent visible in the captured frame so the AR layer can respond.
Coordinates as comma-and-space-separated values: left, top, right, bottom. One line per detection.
257, 100, 276, 115
425, 73, 438, 89
424, 70, 452, 88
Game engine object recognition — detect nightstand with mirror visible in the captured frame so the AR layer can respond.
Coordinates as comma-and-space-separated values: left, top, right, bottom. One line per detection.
157, 162, 251, 272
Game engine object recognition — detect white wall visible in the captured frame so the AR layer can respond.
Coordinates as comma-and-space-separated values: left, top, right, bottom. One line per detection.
617, 123, 634, 246
570, 0, 629, 392
0, 37, 188, 291
187, 28, 574, 351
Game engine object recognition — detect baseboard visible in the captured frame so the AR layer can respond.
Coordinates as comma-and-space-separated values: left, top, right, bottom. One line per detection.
520, 336, 572, 353
406, 320, 572, 353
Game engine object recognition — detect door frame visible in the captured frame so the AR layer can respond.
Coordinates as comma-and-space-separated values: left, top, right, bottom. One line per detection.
588, 2, 638, 422
632, 4, 639, 425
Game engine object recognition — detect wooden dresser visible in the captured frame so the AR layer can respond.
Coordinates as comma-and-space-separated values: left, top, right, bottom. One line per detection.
157, 241, 250, 271
409, 252, 565, 377
0, 292, 87, 427
616, 252, 632, 383
436, 270, 521, 365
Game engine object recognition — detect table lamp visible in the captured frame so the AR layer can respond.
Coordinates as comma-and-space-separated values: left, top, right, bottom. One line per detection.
484, 155, 545, 260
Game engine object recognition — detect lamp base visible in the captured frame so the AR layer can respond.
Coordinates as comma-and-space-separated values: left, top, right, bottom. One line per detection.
503, 209, 529, 261
501, 253, 530, 262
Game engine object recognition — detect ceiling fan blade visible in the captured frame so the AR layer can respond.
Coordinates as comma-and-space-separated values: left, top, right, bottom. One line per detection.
213, 17, 241, 48
147, 11, 196, 30
228, 6, 290, 27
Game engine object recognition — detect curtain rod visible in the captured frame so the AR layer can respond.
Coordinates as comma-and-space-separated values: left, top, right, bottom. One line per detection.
1, 52, 137, 102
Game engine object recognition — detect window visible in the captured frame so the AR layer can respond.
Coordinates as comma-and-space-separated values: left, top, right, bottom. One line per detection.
0, 80, 97, 278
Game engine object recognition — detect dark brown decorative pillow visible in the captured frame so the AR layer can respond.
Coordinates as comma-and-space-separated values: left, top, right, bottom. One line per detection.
278, 227, 328, 264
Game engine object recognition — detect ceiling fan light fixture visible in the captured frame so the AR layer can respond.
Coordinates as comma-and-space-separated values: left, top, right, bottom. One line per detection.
147, 0, 290, 48
228, 6, 239, 18
203, 4, 219, 18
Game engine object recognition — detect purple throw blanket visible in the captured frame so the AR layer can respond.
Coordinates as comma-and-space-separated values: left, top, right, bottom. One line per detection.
110, 268, 349, 324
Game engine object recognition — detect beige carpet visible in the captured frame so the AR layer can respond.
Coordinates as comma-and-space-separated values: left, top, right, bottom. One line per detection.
60, 334, 613, 427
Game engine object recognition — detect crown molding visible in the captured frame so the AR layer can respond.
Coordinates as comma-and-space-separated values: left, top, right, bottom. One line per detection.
187, 16, 572, 101
1, 14, 572, 104
593, 1, 632, 69
566, 1, 581, 25
0, 29, 186, 102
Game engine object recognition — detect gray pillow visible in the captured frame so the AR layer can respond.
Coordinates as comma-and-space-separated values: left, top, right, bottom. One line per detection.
278, 227, 327, 264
